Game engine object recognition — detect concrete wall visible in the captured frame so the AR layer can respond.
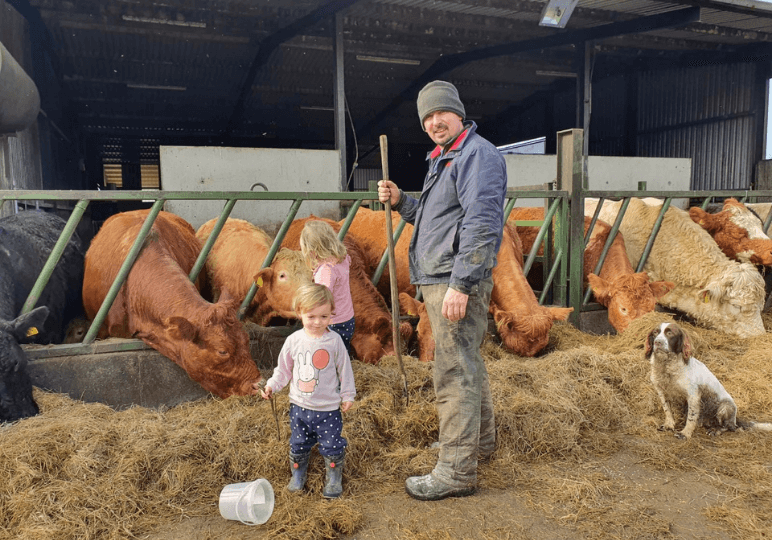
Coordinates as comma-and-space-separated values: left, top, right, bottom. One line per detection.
160, 146, 342, 232
27, 324, 294, 410
505, 155, 692, 208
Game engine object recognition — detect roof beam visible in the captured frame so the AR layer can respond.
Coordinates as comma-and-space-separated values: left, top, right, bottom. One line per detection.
356, 6, 701, 138
649, 0, 772, 18
222, 0, 363, 137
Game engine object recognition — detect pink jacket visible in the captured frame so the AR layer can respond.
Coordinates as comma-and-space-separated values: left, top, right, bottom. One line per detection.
313, 255, 355, 324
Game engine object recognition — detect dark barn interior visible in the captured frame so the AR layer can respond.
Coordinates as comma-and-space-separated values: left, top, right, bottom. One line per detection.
2, 0, 772, 195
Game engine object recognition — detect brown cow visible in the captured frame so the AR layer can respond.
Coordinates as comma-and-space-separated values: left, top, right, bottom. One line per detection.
490, 223, 573, 356
689, 198, 772, 266
341, 209, 431, 361
196, 218, 311, 324
346, 207, 570, 358
509, 207, 674, 332
281, 216, 413, 365
343, 208, 415, 297
83, 210, 262, 398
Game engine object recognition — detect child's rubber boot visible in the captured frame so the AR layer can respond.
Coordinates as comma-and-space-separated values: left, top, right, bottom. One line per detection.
288, 451, 310, 492
322, 451, 344, 498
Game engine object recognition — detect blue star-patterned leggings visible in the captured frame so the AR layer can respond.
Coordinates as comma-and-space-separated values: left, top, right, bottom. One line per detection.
289, 403, 347, 457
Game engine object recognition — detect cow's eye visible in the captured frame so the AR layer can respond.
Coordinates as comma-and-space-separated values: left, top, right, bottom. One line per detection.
218, 350, 228, 356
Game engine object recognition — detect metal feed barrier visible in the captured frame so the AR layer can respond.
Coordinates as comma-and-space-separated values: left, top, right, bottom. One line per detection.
6, 159, 772, 358
4, 187, 571, 361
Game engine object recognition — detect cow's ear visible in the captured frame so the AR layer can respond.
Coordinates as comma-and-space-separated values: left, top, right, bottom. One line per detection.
688, 207, 713, 229
398, 292, 420, 316
587, 274, 612, 306
253, 268, 274, 288
649, 279, 675, 299
10, 306, 49, 341
698, 288, 712, 304
489, 304, 509, 327
548, 306, 573, 321
165, 316, 198, 342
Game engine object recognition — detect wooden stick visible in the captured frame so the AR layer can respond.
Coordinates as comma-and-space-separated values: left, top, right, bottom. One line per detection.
379, 134, 409, 406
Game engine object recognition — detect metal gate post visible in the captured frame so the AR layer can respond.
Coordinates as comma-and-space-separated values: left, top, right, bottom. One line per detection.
556, 129, 585, 328
551, 192, 569, 307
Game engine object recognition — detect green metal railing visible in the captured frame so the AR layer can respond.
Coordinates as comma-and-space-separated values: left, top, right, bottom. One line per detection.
5, 190, 382, 359
8, 187, 574, 359
8, 182, 772, 360
582, 189, 772, 279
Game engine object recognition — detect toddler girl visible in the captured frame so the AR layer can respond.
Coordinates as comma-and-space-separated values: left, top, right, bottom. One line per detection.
260, 283, 356, 498
299, 220, 356, 353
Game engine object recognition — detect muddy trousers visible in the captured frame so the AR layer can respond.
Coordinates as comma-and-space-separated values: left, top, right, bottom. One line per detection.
421, 277, 495, 489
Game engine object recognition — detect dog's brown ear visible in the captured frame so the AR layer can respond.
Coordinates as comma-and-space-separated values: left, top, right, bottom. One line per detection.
644, 329, 655, 357
680, 330, 693, 363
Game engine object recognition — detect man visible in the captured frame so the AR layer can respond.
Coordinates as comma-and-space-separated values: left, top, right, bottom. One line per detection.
378, 80, 507, 501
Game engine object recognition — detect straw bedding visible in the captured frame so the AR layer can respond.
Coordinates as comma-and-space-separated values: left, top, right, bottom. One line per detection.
2, 311, 772, 539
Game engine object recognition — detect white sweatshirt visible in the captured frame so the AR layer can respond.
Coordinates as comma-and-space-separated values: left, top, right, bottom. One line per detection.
265, 328, 356, 411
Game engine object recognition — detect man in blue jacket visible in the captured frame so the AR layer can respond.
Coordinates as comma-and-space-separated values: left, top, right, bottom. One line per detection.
378, 80, 508, 501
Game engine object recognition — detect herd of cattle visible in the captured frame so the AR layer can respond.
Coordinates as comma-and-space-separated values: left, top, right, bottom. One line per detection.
3, 197, 772, 424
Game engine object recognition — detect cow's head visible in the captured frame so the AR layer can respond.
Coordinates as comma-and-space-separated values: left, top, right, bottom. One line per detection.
696, 262, 765, 338
690, 202, 772, 266
138, 289, 262, 398
723, 198, 769, 240
490, 304, 572, 357
349, 310, 412, 364
399, 292, 434, 362
251, 248, 312, 322
0, 307, 45, 422
588, 272, 674, 333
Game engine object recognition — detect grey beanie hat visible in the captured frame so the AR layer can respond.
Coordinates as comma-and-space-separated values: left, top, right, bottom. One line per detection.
417, 80, 465, 130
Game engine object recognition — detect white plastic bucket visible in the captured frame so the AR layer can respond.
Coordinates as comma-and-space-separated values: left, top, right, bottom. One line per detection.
218, 478, 275, 526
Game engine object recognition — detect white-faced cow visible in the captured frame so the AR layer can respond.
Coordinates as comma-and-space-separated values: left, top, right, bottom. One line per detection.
585, 197, 765, 338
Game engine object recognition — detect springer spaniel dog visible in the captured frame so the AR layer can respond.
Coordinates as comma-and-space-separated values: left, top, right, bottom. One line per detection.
645, 322, 772, 439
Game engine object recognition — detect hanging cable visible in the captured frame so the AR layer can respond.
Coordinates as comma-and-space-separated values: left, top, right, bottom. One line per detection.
344, 95, 360, 191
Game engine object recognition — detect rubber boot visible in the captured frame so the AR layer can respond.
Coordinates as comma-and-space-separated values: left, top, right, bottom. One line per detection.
288, 451, 310, 492
322, 452, 345, 499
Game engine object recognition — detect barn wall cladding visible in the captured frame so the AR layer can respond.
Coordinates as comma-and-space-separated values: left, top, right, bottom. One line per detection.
637, 62, 760, 191
0, 2, 42, 202
587, 74, 628, 157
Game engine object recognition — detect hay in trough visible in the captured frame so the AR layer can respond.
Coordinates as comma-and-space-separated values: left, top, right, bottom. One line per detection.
2, 309, 772, 539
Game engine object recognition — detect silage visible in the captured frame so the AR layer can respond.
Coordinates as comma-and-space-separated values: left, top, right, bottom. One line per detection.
1, 309, 772, 539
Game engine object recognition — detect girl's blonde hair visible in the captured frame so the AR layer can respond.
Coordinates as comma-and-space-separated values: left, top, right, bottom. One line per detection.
299, 220, 347, 267
293, 283, 336, 315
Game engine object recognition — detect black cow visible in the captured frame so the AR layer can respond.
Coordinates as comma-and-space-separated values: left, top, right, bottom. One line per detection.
0, 211, 85, 422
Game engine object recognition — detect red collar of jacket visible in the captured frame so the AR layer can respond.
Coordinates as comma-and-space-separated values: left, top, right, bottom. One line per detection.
429, 126, 470, 160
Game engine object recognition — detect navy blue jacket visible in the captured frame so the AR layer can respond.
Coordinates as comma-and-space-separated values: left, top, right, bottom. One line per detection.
396, 121, 507, 294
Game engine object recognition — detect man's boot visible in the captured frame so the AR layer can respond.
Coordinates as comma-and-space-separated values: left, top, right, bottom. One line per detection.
288, 451, 310, 492
322, 452, 345, 498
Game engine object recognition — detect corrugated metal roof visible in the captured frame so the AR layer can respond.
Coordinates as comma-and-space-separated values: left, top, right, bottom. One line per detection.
16, 0, 772, 156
